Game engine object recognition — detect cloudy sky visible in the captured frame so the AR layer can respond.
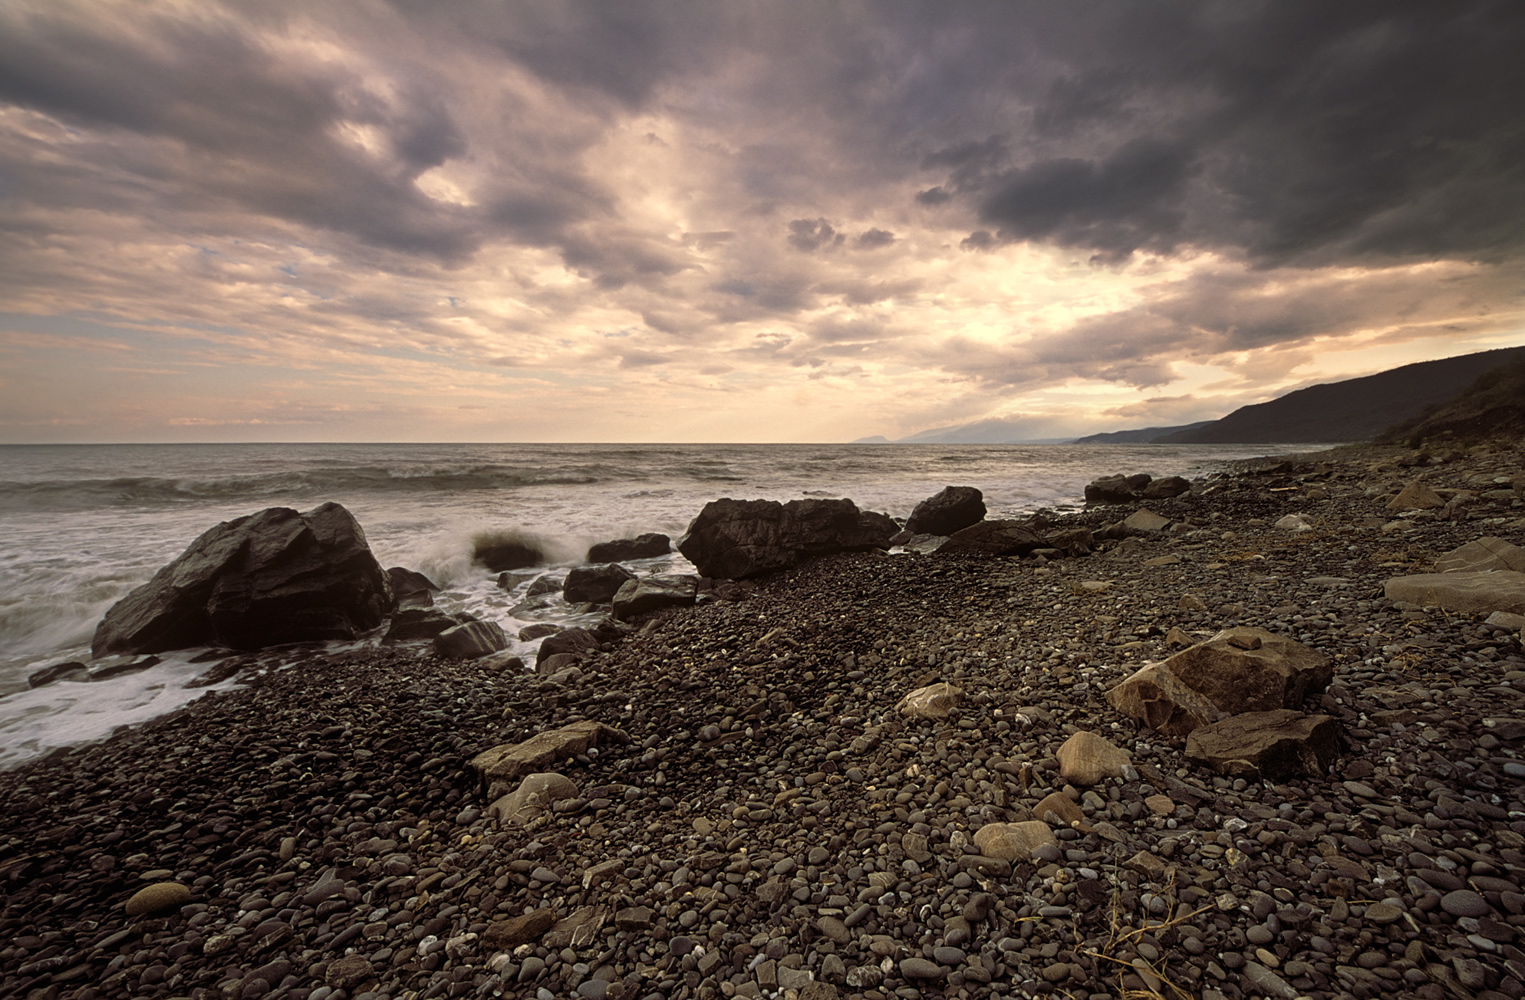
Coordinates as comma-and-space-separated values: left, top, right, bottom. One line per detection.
2, 1, 1523, 443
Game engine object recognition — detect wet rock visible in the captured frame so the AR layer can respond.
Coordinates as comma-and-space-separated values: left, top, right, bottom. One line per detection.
536, 626, 599, 664
896, 682, 963, 719
611, 576, 698, 619
92, 502, 393, 655
473, 532, 544, 571
563, 564, 637, 604
677, 497, 895, 579
905, 486, 986, 535
587, 533, 671, 562
471, 720, 630, 799
1106, 626, 1333, 735
124, 881, 190, 916
433, 620, 509, 659
386, 566, 438, 609
1056, 731, 1131, 785
384, 607, 459, 643
1184, 710, 1340, 780
28, 661, 87, 687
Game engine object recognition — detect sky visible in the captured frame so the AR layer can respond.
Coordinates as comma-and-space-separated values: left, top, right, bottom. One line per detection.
1, 2, 1524, 444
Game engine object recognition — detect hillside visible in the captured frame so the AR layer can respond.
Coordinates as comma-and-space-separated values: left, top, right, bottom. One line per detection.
1072, 421, 1210, 444
1376, 356, 1525, 444
1156, 345, 1525, 443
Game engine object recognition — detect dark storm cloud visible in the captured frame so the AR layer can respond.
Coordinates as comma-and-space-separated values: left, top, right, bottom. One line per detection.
786, 219, 844, 253
855, 229, 896, 250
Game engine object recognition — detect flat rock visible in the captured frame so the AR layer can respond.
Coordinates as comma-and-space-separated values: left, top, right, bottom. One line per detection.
972, 821, 1057, 860
587, 532, 670, 562
1184, 709, 1340, 780
563, 563, 637, 604
1056, 731, 1131, 785
1106, 626, 1333, 735
471, 721, 630, 799
611, 575, 698, 619
896, 682, 963, 719
487, 772, 579, 826
484, 908, 556, 949
1123, 509, 1170, 533
1435, 536, 1525, 573
325, 954, 374, 990
905, 486, 986, 535
1384, 570, 1525, 616
934, 519, 1046, 557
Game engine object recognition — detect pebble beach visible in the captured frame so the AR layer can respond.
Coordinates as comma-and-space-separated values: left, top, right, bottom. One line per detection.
4, 441, 1525, 1000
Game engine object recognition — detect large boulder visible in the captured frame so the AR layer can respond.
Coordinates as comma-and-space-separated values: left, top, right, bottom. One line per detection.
92, 502, 393, 657
587, 533, 671, 562
1106, 627, 1333, 736
677, 498, 896, 579
384, 607, 459, 643
1141, 475, 1192, 499
472, 531, 544, 571
1185, 710, 1340, 780
935, 520, 1046, 557
433, 620, 508, 659
905, 486, 986, 535
1384, 571, 1525, 616
1435, 537, 1525, 574
611, 576, 697, 619
1085, 473, 1153, 504
563, 564, 637, 604
387, 567, 438, 609
536, 626, 599, 665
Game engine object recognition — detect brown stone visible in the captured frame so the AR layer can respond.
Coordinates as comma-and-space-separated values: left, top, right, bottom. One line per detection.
1184, 709, 1340, 780
124, 881, 190, 917
471, 721, 629, 799
1384, 570, 1525, 616
896, 682, 964, 719
1387, 479, 1444, 511
972, 821, 1057, 860
1435, 537, 1525, 573
487, 772, 579, 826
1034, 792, 1086, 829
483, 908, 557, 949
326, 954, 375, 990
1055, 731, 1131, 785
1106, 627, 1333, 735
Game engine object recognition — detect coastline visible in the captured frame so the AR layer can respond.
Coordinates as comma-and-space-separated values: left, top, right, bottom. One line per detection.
3, 440, 1524, 1000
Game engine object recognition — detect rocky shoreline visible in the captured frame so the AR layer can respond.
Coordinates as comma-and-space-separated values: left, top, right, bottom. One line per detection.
4, 441, 1525, 1000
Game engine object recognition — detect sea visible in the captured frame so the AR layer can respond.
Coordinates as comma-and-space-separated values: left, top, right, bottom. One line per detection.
0, 441, 1306, 768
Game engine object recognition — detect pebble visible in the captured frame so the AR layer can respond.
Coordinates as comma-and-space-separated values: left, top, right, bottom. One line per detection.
1441, 890, 1491, 918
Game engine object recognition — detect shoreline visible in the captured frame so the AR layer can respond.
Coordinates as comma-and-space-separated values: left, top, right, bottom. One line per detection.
3, 439, 1524, 1000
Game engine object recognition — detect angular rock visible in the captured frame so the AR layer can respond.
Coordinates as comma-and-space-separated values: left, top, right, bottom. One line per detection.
487, 772, 579, 826
1085, 473, 1153, 504
471, 720, 630, 799
125, 881, 191, 916
383, 607, 458, 643
483, 909, 556, 949
1387, 479, 1444, 511
543, 906, 607, 949
536, 626, 598, 665
905, 486, 986, 535
92, 502, 393, 656
1122, 509, 1170, 533
519, 623, 562, 641
1056, 731, 1131, 785
1043, 527, 1094, 557
972, 821, 1058, 860
611, 575, 698, 619
325, 954, 374, 990
1106, 627, 1333, 736
28, 661, 87, 687
1274, 513, 1313, 532
433, 620, 508, 659
934, 520, 1046, 557
1034, 792, 1086, 829
1185, 710, 1340, 780
677, 497, 896, 579
563, 564, 637, 604
1384, 570, 1525, 616
1435, 536, 1525, 573
1141, 475, 1191, 499
896, 682, 963, 720
587, 532, 671, 562
386, 566, 438, 609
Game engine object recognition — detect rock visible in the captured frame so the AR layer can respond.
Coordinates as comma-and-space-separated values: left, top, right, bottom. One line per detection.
471, 721, 631, 799
905, 486, 986, 535
1387, 479, 1445, 511
972, 821, 1058, 860
386, 566, 438, 609
383, 607, 459, 643
1123, 509, 1171, 533
899, 957, 945, 980
563, 564, 637, 604
1034, 792, 1086, 829
1242, 961, 1298, 999
488, 773, 579, 826
433, 620, 509, 659
1085, 473, 1153, 504
1384, 570, 1525, 616
472, 531, 544, 571
1043, 527, 1095, 556
1440, 889, 1490, 918
543, 906, 607, 949
934, 520, 1046, 557
1435, 536, 1525, 573
587, 533, 671, 562
1274, 513, 1313, 532
88, 655, 161, 681
92, 502, 393, 656
484, 909, 556, 949
28, 661, 87, 687
1141, 475, 1191, 499
677, 497, 896, 579
1056, 731, 1131, 785
1164, 627, 1195, 649
519, 623, 562, 641
124, 881, 190, 917
1106, 627, 1333, 735
1184, 710, 1340, 780
325, 954, 374, 990
896, 682, 963, 719
536, 626, 598, 665
611, 576, 698, 619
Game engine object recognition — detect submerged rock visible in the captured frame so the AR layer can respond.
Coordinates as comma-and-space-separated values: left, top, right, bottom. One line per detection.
587, 533, 671, 562
92, 502, 393, 656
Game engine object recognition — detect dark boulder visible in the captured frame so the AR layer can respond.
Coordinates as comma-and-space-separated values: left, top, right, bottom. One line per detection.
677, 498, 896, 579
383, 608, 459, 644
92, 502, 393, 657
29, 661, 87, 688
1084, 473, 1155, 504
387, 567, 439, 609
612, 576, 698, 619
935, 520, 1047, 557
536, 626, 598, 665
906, 486, 986, 535
1142, 475, 1192, 499
518, 623, 562, 641
563, 564, 637, 604
433, 620, 509, 660
588, 533, 671, 562
472, 531, 544, 571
